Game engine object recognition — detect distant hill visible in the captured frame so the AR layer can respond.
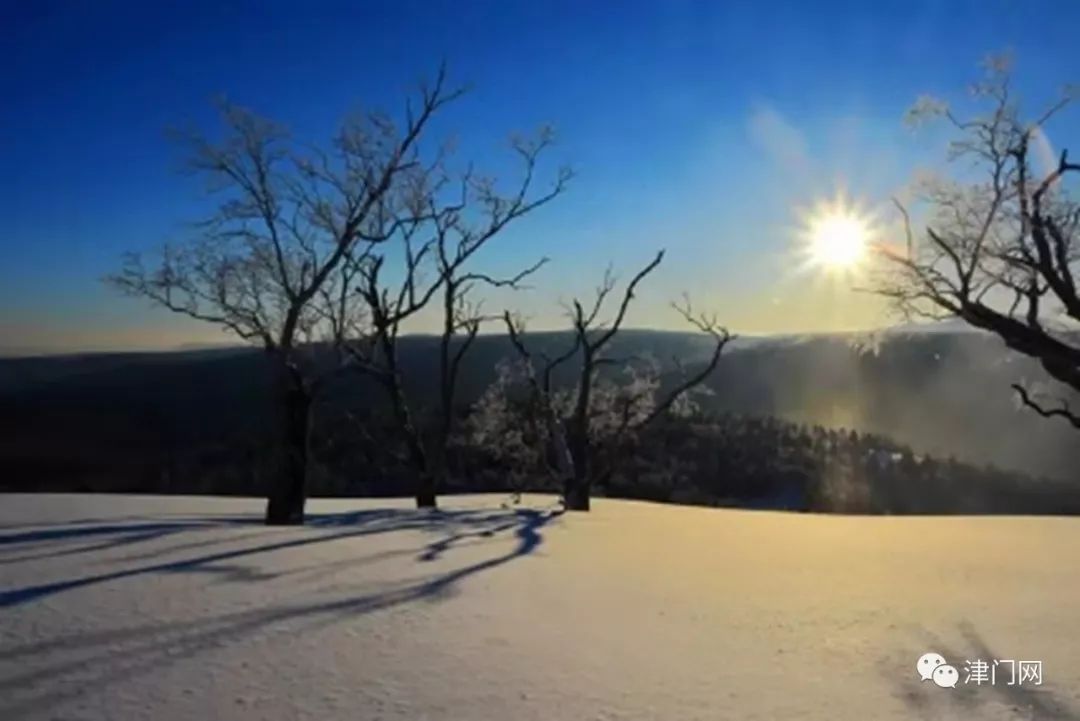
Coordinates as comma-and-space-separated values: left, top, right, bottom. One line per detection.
0, 328, 1077, 488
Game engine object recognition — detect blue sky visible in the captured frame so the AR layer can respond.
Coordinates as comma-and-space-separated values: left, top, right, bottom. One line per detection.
1, 0, 1077, 353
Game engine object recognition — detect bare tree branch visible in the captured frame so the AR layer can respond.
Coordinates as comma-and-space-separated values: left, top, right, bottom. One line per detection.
1011, 383, 1080, 429
499, 251, 729, 510
640, 298, 733, 427
874, 57, 1080, 429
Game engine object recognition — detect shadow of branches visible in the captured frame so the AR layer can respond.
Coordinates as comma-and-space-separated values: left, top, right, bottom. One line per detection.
0, 506, 551, 608
0, 504, 563, 720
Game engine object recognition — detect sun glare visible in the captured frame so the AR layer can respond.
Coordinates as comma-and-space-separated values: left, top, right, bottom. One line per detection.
796, 195, 876, 275
809, 212, 868, 268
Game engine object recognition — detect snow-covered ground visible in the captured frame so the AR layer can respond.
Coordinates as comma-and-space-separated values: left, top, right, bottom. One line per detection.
1, 494, 1078, 721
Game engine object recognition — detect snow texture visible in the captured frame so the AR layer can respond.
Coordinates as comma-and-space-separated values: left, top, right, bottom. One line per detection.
1, 493, 1079, 720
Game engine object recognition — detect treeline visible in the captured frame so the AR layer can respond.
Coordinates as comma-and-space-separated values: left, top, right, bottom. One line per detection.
599, 414, 1080, 514
5, 390, 1076, 515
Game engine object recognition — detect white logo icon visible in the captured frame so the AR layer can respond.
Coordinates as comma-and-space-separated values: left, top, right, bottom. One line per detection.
932, 664, 959, 689
917, 652, 947, 681
918, 652, 1044, 689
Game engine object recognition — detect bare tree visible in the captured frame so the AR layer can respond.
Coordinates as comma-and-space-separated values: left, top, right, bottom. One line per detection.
107, 68, 464, 524
875, 55, 1080, 429
503, 251, 732, 510
336, 130, 571, 508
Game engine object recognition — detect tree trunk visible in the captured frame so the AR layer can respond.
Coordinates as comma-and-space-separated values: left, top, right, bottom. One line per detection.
416, 474, 438, 508
564, 477, 591, 511
391, 384, 437, 510
264, 357, 310, 525
562, 353, 594, 511
562, 425, 593, 511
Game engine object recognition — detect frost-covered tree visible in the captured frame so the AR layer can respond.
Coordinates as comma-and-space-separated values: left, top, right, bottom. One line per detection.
876, 55, 1080, 428
335, 130, 569, 508
501, 254, 732, 510
108, 68, 464, 524
467, 359, 550, 493
107, 65, 566, 520
468, 353, 714, 495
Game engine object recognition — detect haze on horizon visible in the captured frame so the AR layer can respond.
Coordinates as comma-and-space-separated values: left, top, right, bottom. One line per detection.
2, 0, 1077, 355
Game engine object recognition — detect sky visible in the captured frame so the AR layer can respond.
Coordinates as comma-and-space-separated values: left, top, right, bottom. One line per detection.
1, 0, 1077, 354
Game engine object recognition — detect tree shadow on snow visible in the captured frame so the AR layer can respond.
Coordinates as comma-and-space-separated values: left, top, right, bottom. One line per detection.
0, 503, 563, 720
0, 515, 259, 565
887, 621, 1080, 720
0, 506, 548, 607
0, 510, 253, 532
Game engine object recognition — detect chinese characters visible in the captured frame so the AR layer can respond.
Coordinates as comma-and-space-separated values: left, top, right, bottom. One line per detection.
917, 652, 1043, 690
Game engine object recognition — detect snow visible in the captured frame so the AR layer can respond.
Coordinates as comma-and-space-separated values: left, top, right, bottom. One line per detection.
2, 493, 1079, 721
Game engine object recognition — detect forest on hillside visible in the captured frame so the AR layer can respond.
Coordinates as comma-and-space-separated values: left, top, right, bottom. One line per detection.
3, 333, 1078, 515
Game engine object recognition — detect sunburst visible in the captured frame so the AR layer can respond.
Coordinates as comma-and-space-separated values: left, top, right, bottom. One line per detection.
794, 192, 879, 277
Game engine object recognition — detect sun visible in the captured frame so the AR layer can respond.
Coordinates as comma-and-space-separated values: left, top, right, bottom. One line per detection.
809, 212, 869, 268
796, 194, 876, 274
